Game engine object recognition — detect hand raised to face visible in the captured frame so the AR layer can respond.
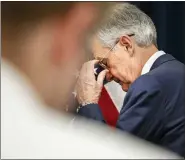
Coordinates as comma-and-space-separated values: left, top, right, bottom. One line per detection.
76, 60, 108, 106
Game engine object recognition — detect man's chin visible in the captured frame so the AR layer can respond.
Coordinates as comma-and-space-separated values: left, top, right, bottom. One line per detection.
121, 83, 130, 92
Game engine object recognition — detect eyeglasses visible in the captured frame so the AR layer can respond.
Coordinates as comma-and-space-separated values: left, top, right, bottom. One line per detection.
98, 43, 117, 69
98, 34, 135, 69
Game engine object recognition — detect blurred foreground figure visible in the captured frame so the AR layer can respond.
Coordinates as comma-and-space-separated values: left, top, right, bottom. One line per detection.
1, 2, 182, 159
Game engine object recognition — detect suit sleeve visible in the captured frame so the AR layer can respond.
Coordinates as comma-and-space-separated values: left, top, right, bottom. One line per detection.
78, 104, 105, 122
116, 75, 164, 138
77, 74, 164, 137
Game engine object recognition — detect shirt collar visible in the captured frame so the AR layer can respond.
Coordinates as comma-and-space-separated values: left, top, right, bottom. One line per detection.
141, 51, 166, 75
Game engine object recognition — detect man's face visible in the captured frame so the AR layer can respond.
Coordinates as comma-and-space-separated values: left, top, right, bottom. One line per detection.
92, 37, 140, 92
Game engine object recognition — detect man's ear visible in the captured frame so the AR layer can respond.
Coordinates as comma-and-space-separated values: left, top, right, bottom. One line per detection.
119, 35, 134, 56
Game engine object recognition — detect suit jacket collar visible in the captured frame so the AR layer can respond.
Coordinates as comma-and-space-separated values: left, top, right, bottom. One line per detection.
150, 54, 176, 71
141, 51, 166, 75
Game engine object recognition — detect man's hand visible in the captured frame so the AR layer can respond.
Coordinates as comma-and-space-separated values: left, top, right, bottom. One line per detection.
76, 60, 108, 105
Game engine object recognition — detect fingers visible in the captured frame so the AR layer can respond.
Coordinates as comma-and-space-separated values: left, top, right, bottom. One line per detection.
90, 59, 99, 64
88, 60, 99, 78
80, 60, 99, 79
97, 69, 109, 87
83, 60, 99, 68
85, 60, 99, 75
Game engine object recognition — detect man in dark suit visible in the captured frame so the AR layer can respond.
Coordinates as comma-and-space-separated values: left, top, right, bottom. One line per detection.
75, 3, 185, 157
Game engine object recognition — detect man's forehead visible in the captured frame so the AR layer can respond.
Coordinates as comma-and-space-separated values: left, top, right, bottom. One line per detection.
91, 37, 109, 59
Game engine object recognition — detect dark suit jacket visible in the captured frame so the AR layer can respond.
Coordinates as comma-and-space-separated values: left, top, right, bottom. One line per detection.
78, 54, 185, 157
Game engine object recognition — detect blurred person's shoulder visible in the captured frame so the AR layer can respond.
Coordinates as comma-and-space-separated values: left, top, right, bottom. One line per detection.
1, 58, 125, 158
1, 59, 181, 159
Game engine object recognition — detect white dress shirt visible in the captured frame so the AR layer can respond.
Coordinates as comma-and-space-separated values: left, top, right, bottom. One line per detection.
141, 51, 166, 75
1, 58, 180, 159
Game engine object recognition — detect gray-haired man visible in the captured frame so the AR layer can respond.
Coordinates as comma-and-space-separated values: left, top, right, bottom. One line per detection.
76, 3, 185, 157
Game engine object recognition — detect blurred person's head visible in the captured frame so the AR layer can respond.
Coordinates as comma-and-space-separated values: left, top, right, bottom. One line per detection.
92, 3, 158, 92
2, 2, 111, 109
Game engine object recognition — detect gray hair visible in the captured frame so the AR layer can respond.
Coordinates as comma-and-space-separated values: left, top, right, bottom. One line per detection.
97, 3, 157, 48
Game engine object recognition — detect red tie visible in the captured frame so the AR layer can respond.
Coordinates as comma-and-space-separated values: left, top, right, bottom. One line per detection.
98, 87, 119, 127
